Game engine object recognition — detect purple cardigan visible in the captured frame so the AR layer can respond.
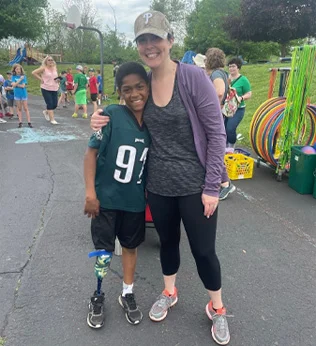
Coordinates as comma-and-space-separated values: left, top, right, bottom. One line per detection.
176, 62, 226, 197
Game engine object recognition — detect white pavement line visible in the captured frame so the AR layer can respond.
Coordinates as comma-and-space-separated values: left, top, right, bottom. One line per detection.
263, 208, 316, 249
236, 185, 316, 249
236, 187, 256, 202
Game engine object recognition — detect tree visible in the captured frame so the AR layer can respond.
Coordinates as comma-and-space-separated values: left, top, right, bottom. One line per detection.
150, 0, 191, 41
0, 0, 48, 41
150, 0, 187, 23
184, 0, 241, 54
63, 0, 101, 63
224, 0, 316, 56
40, 5, 66, 54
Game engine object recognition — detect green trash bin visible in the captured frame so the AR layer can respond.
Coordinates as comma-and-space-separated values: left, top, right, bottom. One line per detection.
288, 146, 316, 194
313, 170, 316, 199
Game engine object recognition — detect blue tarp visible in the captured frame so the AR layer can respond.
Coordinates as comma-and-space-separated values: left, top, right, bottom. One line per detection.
181, 51, 196, 65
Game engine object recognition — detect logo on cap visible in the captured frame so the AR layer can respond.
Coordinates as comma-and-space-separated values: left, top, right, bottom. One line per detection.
143, 13, 153, 24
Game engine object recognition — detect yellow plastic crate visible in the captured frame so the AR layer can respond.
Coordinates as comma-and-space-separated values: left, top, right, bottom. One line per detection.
224, 153, 254, 180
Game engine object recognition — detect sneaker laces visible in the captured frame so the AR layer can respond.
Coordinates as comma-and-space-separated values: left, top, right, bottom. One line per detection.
156, 294, 172, 309
91, 296, 103, 314
125, 294, 137, 310
213, 313, 233, 334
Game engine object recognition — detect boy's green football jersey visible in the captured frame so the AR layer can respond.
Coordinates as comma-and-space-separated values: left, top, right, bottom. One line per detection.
88, 104, 151, 212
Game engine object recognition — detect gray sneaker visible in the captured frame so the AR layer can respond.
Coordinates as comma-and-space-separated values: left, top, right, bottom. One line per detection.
205, 302, 231, 345
219, 182, 236, 201
149, 288, 178, 322
118, 293, 143, 325
87, 291, 105, 329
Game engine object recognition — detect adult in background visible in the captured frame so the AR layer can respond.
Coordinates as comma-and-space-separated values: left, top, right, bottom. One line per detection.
226, 57, 252, 150
91, 10, 231, 345
205, 47, 236, 200
192, 53, 206, 70
32, 56, 59, 125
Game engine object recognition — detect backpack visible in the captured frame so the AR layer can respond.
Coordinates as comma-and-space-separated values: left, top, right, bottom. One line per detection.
222, 76, 242, 118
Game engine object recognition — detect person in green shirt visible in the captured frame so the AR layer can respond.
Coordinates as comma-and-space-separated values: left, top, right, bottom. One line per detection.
83, 62, 150, 329
226, 57, 252, 150
72, 65, 88, 119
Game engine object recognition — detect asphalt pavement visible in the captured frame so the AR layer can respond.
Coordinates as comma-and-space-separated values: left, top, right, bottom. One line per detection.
0, 95, 315, 346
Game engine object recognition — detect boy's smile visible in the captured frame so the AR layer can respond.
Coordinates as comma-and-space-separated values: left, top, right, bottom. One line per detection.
118, 74, 149, 118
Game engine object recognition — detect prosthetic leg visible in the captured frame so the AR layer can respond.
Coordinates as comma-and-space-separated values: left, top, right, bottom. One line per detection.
87, 250, 112, 328
88, 249, 112, 295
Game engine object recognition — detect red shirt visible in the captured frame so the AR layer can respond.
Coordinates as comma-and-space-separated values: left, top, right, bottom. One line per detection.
89, 76, 98, 94
66, 73, 74, 90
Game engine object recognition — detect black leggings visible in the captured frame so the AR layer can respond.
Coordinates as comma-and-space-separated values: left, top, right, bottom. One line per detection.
147, 192, 221, 291
41, 88, 58, 110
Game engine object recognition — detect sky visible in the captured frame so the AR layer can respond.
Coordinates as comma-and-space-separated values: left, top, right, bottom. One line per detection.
49, 0, 151, 41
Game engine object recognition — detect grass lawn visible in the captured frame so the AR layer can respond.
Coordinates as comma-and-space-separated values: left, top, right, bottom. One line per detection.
1, 62, 315, 149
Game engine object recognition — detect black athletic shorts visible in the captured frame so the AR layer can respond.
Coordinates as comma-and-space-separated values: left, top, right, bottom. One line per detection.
90, 93, 97, 102
91, 208, 145, 252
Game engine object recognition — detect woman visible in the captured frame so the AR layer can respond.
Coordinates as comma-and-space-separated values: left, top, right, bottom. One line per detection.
91, 11, 230, 345
205, 48, 228, 108
205, 47, 236, 200
226, 57, 252, 149
32, 56, 59, 124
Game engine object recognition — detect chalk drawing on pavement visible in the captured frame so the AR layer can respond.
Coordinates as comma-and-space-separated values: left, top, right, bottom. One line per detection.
7, 127, 90, 144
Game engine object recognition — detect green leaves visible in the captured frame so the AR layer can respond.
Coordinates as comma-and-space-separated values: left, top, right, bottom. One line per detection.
184, 0, 240, 54
224, 0, 316, 45
0, 0, 48, 40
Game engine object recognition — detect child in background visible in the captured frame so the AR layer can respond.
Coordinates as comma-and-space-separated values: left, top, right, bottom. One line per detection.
97, 70, 103, 105
88, 68, 98, 114
66, 68, 74, 104
57, 71, 67, 108
72, 65, 88, 119
112, 62, 120, 95
0, 75, 7, 123
84, 62, 150, 329
84, 66, 90, 104
11, 64, 32, 128
3, 71, 16, 118
0, 75, 6, 121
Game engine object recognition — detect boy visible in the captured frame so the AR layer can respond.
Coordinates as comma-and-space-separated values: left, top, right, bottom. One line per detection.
84, 62, 150, 329
57, 71, 67, 108
83, 65, 90, 104
72, 65, 88, 119
0, 74, 7, 122
3, 72, 15, 118
112, 62, 120, 94
88, 68, 98, 114
66, 68, 74, 104
96, 70, 103, 105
